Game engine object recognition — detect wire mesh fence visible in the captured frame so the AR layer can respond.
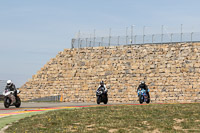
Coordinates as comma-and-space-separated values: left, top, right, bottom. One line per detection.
71, 32, 200, 48
0, 80, 6, 95
27, 95, 61, 102
0, 80, 6, 101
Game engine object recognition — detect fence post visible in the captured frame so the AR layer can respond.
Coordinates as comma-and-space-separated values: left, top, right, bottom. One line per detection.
171, 33, 173, 44
71, 39, 75, 49
118, 36, 120, 46
89, 41, 91, 47
93, 29, 96, 47
101, 37, 104, 46
80, 40, 82, 48
191, 32, 193, 43
78, 38, 80, 48
152, 34, 154, 44
134, 35, 137, 44
131, 25, 133, 44
89, 34, 91, 47
109, 28, 111, 46
180, 24, 183, 42
126, 27, 128, 45
86, 38, 88, 47
143, 26, 145, 44
161, 25, 163, 43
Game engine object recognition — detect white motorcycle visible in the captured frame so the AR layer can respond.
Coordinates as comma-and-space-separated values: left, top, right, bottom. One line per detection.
3, 89, 21, 108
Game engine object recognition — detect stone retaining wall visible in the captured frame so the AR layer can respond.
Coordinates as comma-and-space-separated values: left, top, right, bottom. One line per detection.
20, 43, 200, 103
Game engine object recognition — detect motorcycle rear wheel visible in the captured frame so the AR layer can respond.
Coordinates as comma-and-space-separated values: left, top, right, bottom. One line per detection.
139, 95, 143, 104
15, 96, 21, 108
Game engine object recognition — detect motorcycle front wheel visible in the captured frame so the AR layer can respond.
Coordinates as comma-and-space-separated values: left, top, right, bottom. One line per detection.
97, 96, 101, 104
4, 97, 10, 108
146, 95, 150, 104
139, 95, 143, 104
104, 96, 108, 104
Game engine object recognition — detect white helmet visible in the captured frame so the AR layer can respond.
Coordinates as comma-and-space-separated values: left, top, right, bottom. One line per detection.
140, 81, 145, 85
7, 80, 12, 86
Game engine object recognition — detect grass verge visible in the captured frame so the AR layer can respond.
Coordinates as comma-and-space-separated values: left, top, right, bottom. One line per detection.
5, 103, 200, 133
0, 111, 49, 130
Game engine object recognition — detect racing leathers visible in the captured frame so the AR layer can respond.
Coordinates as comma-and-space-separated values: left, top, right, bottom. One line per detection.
137, 83, 150, 98
97, 84, 108, 95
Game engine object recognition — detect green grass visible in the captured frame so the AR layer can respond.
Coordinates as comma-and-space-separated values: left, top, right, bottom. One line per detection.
0, 111, 49, 130
5, 103, 200, 133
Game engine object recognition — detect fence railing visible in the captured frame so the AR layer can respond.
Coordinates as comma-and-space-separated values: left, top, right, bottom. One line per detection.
71, 32, 200, 48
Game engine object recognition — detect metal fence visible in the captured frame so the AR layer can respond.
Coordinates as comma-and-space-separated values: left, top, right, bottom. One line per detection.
28, 95, 61, 102
0, 80, 6, 95
71, 32, 200, 48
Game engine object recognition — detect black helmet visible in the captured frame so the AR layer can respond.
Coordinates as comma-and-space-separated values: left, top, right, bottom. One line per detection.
100, 81, 104, 86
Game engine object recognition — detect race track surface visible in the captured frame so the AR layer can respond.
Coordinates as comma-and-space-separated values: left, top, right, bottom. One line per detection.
0, 102, 130, 118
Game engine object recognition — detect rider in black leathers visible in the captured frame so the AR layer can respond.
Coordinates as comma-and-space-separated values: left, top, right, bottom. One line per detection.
97, 81, 108, 96
137, 81, 150, 98
5, 80, 17, 98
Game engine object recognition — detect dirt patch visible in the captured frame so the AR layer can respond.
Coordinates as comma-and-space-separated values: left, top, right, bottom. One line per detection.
109, 129, 118, 133
173, 126, 182, 130
35, 124, 46, 128
73, 123, 81, 125
0, 125, 11, 133
142, 121, 150, 125
152, 129, 161, 133
86, 124, 95, 131
174, 118, 184, 123
86, 124, 95, 128
144, 129, 160, 133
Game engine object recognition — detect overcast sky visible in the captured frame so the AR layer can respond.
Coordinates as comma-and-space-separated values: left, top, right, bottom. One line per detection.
1, 0, 200, 87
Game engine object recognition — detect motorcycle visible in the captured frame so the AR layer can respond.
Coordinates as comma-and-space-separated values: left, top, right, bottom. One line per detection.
137, 88, 150, 104
96, 87, 108, 104
3, 89, 21, 108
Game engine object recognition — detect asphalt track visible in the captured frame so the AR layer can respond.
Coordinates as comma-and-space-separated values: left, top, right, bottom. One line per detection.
0, 102, 99, 117
0, 102, 196, 118
0, 102, 133, 118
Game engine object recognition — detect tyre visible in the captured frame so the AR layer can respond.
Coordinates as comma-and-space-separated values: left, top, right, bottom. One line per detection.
4, 97, 10, 108
146, 98, 150, 104
104, 96, 108, 104
97, 96, 101, 104
139, 95, 143, 104
146, 94, 150, 104
15, 96, 21, 108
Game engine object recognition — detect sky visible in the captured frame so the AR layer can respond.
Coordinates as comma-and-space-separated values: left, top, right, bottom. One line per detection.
1, 0, 200, 87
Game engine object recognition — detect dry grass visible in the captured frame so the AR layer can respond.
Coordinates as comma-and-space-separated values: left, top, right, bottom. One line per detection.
5, 103, 200, 133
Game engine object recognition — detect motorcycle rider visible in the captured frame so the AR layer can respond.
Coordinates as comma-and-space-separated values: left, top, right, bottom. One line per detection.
97, 81, 108, 96
137, 81, 150, 98
5, 80, 17, 98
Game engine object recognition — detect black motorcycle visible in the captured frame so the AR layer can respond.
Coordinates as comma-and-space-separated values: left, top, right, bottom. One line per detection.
96, 87, 108, 104
3, 89, 21, 108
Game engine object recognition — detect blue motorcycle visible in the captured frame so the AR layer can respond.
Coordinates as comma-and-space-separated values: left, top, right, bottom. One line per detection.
137, 88, 150, 104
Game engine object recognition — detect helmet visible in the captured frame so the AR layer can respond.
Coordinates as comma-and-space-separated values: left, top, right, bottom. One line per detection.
140, 81, 145, 85
100, 81, 104, 86
7, 80, 12, 86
